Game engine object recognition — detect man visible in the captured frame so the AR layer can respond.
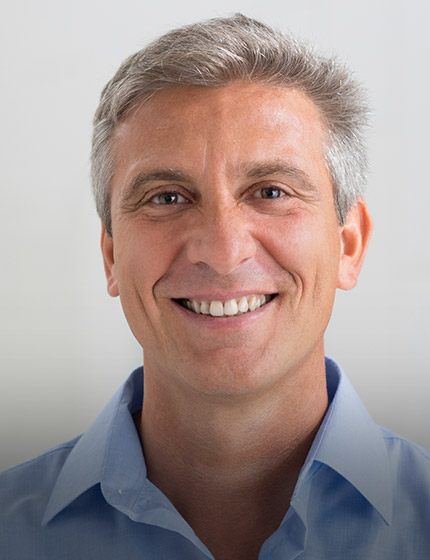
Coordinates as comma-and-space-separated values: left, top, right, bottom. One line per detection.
1, 13, 429, 560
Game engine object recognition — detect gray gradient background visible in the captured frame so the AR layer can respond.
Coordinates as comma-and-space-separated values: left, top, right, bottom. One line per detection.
0, 0, 429, 471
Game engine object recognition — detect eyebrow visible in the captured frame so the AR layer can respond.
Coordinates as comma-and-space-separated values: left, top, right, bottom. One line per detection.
122, 160, 319, 201
122, 168, 194, 202
243, 161, 319, 194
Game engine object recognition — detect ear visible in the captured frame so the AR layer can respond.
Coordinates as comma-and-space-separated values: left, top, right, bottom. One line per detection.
101, 224, 119, 297
337, 199, 373, 291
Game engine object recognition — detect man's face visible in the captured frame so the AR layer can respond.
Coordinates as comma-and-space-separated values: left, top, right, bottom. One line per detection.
102, 82, 366, 398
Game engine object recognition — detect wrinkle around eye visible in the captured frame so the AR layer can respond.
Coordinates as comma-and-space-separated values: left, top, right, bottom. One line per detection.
120, 188, 192, 215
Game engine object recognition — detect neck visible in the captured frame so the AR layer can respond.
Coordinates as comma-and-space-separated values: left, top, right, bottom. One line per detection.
138, 352, 328, 558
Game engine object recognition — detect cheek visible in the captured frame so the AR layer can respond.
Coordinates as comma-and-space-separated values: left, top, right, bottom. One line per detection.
259, 214, 341, 291
259, 214, 322, 267
114, 227, 170, 295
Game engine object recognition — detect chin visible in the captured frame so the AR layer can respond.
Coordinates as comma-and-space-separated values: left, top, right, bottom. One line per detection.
183, 357, 285, 400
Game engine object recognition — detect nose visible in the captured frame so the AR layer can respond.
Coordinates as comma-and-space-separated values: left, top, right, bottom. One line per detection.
186, 205, 257, 275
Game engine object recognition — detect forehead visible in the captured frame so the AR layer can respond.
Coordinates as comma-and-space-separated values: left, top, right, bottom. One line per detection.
111, 81, 329, 188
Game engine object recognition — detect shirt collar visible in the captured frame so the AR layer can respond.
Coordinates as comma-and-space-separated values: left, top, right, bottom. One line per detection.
42, 368, 213, 557
42, 368, 144, 526
43, 358, 393, 528
291, 357, 393, 526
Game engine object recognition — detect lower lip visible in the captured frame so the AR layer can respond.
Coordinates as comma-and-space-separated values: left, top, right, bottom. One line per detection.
171, 297, 277, 330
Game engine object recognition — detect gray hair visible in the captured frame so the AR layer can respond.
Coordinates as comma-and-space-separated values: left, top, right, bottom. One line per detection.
91, 13, 369, 235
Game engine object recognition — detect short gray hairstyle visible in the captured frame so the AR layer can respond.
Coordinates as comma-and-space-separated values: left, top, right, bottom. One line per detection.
91, 13, 369, 235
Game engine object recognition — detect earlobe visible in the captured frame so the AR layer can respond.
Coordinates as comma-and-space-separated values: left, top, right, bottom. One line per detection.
101, 224, 119, 297
337, 199, 373, 291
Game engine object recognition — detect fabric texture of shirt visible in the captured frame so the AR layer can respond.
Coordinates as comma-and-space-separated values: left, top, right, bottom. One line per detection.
1, 357, 429, 559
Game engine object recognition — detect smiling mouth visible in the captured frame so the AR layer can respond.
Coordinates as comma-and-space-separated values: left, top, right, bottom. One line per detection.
173, 294, 278, 317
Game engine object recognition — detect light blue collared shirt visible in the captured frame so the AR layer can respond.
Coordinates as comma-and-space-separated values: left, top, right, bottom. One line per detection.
1, 357, 430, 559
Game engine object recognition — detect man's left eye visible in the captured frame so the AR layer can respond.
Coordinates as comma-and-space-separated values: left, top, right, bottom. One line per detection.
150, 192, 188, 205
254, 186, 286, 199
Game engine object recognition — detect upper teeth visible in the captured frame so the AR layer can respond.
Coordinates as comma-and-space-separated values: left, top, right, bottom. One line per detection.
183, 294, 270, 317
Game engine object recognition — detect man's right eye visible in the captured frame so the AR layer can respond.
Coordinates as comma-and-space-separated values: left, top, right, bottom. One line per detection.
149, 191, 188, 205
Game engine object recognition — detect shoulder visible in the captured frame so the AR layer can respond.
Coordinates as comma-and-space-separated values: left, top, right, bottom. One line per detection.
0, 436, 80, 482
380, 427, 430, 520
0, 437, 80, 519
380, 426, 430, 473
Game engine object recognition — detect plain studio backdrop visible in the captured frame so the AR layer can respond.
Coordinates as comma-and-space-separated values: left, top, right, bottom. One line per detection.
0, 0, 429, 471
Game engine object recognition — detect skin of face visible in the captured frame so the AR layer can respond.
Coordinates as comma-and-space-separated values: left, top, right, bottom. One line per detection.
101, 81, 372, 402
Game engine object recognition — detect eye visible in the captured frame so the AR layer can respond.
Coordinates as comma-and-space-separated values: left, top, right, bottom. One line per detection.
254, 186, 287, 199
149, 191, 189, 205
